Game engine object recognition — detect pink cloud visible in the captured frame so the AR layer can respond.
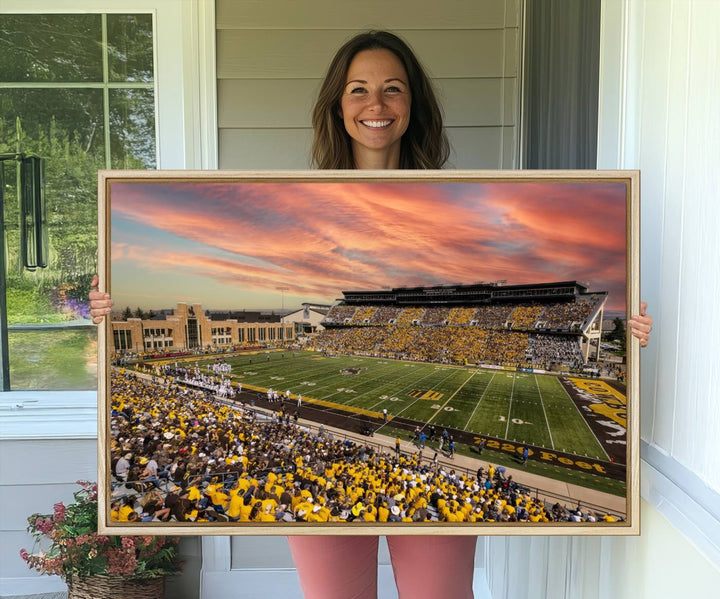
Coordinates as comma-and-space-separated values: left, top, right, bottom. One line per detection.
109, 179, 628, 309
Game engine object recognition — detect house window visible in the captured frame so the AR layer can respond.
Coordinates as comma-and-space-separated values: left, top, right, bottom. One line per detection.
0, 13, 156, 390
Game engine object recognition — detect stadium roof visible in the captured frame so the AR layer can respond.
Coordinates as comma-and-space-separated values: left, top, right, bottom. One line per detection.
340, 281, 600, 306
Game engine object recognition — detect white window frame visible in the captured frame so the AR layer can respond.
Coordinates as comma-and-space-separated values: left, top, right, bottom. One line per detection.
0, 0, 217, 436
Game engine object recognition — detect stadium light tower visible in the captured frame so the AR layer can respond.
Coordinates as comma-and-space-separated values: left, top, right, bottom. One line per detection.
277, 286, 289, 341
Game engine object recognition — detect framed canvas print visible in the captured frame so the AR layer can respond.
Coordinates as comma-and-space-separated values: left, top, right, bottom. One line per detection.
97, 170, 640, 535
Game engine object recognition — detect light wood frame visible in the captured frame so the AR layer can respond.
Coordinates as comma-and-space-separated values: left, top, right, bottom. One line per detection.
98, 169, 640, 535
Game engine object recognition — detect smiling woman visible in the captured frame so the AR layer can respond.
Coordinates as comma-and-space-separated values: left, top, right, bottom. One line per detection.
311, 30, 448, 170
340, 49, 412, 169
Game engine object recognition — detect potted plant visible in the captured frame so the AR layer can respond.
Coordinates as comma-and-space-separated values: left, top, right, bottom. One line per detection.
20, 480, 182, 599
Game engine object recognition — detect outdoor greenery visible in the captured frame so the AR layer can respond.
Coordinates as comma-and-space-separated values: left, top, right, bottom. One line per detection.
9, 330, 97, 390
603, 316, 627, 355
0, 13, 155, 389
1, 118, 101, 317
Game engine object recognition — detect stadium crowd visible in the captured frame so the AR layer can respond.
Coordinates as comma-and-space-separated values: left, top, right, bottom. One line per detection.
526, 335, 585, 370
350, 306, 377, 324
537, 298, 598, 331
370, 306, 402, 324
312, 326, 533, 367
420, 307, 450, 325
395, 307, 424, 324
310, 298, 609, 371
110, 371, 614, 525
323, 298, 603, 332
324, 305, 358, 324
507, 305, 546, 329
446, 307, 477, 325
471, 304, 514, 328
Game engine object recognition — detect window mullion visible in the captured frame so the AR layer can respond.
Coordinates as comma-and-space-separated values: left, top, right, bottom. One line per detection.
101, 13, 111, 170
0, 167, 10, 391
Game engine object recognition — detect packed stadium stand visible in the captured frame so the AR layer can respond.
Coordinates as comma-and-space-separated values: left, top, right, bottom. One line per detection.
369, 306, 402, 324
314, 282, 607, 369
110, 371, 617, 524
421, 306, 450, 325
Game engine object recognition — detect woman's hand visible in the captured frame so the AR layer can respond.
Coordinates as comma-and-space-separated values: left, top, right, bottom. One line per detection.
627, 301, 652, 348
89, 274, 114, 324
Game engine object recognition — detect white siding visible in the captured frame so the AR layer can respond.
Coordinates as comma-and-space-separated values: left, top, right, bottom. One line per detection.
600, 0, 720, 492
216, 0, 522, 170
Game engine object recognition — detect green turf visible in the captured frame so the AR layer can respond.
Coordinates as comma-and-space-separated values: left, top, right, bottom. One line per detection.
159, 350, 611, 459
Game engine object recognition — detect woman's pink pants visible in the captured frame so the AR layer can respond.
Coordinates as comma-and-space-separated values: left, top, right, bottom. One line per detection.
287, 535, 477, 599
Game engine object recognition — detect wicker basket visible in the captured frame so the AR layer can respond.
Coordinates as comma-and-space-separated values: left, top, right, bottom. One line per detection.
67, 575, 165, 599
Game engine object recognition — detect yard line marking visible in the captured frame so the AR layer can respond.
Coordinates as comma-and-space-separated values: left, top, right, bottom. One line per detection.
282, 353, 446, 409
504, 373, 516, 438
322, 361, 422, 402
349, 363, 441, 407
264, 354, 409, 399
462, 372, 496, 430
393, 367, 467, 419
423, 369, 479, 426
354, 357, 470, 401
534, 374, 555, 450
337, 360, 448, 408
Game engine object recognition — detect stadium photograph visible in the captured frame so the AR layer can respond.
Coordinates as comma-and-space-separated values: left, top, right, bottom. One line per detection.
99, 171, 638, 534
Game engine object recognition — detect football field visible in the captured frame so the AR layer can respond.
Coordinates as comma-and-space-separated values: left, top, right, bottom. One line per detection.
183, 350, 612, 460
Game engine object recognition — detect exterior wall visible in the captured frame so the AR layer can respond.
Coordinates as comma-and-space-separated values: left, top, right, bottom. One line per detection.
216, 0, 522, 170
165, 317, 185, 348
0, 398, 97, 596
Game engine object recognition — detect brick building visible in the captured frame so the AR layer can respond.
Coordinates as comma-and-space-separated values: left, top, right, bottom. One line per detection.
111, 302, 294, 353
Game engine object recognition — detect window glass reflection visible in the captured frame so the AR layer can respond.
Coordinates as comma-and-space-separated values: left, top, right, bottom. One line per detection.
0, 15, 102, 82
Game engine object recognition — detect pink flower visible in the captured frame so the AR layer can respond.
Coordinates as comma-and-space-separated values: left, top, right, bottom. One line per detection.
43, 556, 65, 576
21, 481, 180, 580
53, 503, 66, 522
107, 548, 137, 576
34, 519, 53, 534
121, 536, 135, 549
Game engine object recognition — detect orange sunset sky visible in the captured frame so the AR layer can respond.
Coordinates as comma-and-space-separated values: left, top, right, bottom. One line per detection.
109, 179, 628, 312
